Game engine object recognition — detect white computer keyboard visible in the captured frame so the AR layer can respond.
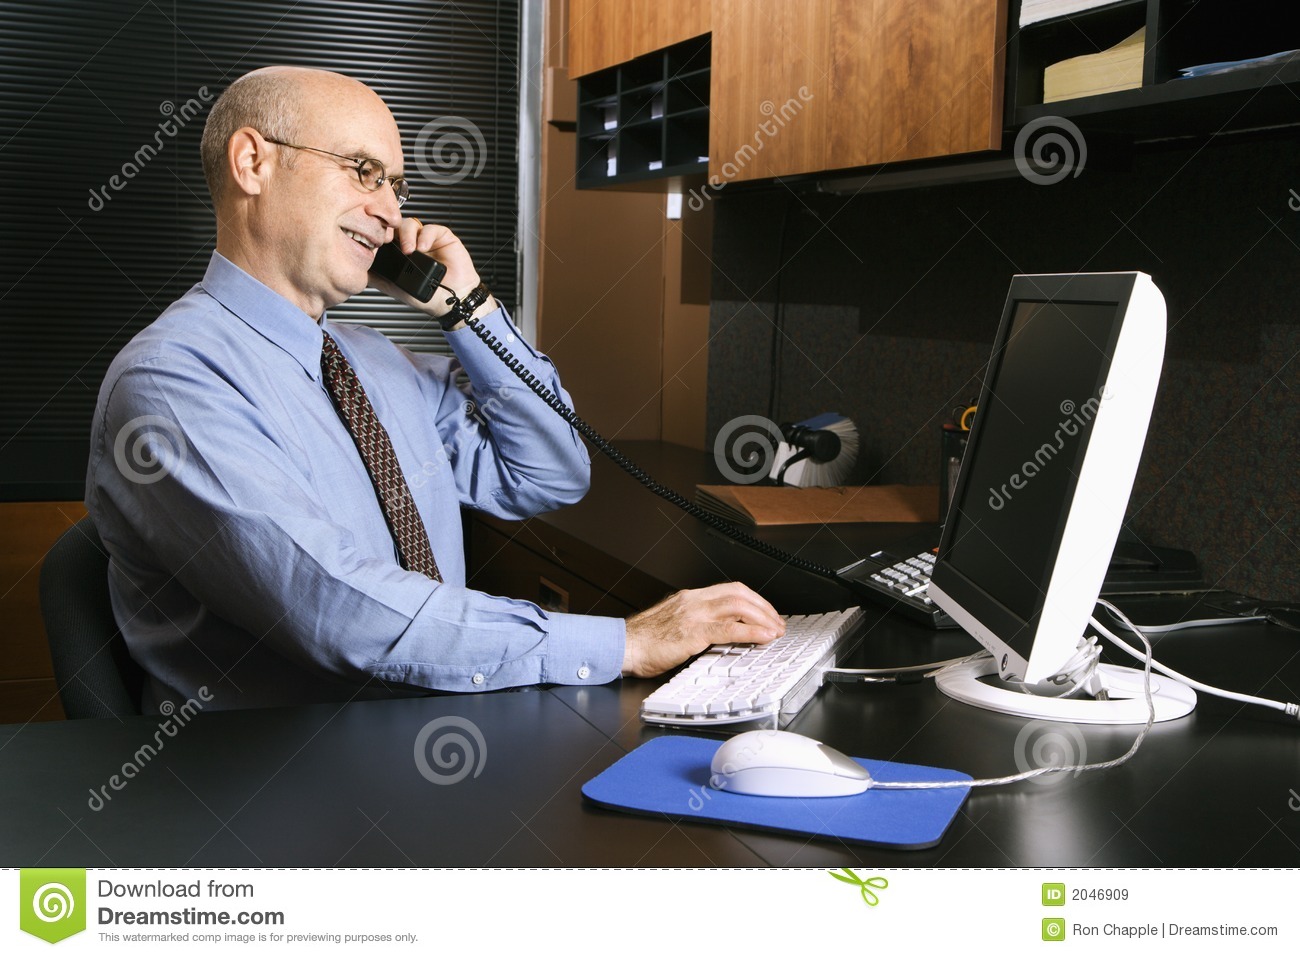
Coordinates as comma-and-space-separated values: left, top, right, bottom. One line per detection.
640, 607, 864, 726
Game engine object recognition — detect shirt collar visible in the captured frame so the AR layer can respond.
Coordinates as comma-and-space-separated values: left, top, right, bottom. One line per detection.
200, 251, 326, 381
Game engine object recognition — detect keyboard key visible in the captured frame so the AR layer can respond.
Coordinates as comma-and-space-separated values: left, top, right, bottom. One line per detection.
640, 608, 863, 726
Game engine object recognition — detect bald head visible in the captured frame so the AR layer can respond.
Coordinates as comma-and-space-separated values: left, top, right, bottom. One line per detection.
200, 66, 392, 205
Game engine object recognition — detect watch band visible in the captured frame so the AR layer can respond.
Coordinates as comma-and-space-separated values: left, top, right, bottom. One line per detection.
438, 282, 492, 331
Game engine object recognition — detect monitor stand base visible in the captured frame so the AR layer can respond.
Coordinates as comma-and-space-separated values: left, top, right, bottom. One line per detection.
935, 658, 1196, 724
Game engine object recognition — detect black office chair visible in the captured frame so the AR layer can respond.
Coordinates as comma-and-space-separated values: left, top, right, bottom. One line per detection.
40, 516, 145, 718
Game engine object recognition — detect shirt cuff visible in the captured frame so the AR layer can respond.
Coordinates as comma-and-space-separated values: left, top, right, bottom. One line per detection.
541, 610, 625, 685
443, 305, 547, 388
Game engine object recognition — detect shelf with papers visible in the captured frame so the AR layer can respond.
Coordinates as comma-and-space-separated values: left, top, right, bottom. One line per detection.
1006, 0, 1300, 138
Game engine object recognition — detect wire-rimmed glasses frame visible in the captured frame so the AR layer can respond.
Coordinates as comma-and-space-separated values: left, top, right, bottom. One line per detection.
261, 135, 410, 207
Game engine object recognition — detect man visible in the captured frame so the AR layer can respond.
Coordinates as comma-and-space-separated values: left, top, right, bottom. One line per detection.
86, 66, 783, 711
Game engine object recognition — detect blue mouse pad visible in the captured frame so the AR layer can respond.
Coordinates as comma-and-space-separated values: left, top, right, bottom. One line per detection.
582, 736, 971, 849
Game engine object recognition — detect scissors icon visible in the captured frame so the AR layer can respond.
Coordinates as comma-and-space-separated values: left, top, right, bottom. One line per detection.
829, 868, 889, 906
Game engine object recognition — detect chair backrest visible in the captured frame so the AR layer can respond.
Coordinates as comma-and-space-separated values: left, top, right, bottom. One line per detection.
40, 516, 145, 718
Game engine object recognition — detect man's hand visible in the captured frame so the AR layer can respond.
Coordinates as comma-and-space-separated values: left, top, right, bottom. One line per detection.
369, 217, 494, 326
622, 582, 785, 678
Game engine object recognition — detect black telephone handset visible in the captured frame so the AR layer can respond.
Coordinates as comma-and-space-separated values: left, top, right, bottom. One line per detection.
372, 242, 447, 303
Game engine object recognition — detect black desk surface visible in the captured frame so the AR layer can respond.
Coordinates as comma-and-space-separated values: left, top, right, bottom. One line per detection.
4, 606, 1299, 868
5, 443, 1297, 868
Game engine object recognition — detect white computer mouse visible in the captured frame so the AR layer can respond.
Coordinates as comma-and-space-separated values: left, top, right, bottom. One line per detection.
709, 729, 873, 797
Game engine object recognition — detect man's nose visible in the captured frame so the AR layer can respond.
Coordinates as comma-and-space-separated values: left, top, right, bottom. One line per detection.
369, 181, 403, 229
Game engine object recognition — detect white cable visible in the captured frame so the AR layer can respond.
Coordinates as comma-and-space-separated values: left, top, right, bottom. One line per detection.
865, 600, 1298, 794
1115, 613, 1268, 634
1035, 636, 1103, 697
870, 627, 1158, 791
1095, 598, 1299, 718
828, 651, 991, 680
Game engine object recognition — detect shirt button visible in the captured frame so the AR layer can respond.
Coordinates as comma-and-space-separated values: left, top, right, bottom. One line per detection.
471, 673, 485, 686
577, 665, 591, 680
506, 333, 516, 343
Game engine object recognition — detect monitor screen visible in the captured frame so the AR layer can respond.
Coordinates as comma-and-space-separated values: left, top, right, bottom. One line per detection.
929, 272, 1165, 686
942, 300, 1119, 634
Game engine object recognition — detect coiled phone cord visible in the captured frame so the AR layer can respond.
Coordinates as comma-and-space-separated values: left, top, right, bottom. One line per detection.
460, 313, 847, 585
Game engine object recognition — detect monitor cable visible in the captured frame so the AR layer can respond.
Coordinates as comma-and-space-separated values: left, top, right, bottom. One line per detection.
827, 651, 991, 685
1093, 598, 1300, 720
859, 621, 1158, 791
849, 597, 1299, 794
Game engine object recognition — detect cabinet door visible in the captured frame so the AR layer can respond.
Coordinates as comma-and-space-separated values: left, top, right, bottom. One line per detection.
568, 0, 711, 77
710, 0, 1006, 182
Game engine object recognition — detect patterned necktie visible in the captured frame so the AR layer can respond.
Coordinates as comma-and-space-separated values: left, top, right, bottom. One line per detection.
319, 329, 442, 581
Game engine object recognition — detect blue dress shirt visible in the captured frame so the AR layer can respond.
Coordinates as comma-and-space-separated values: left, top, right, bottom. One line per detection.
86, 252, 625, 711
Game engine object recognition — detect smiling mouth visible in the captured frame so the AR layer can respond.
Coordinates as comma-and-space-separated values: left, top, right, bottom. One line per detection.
342, 228, 378, 251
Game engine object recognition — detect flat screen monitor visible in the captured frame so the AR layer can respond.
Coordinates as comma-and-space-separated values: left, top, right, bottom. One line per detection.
928, 272, 1194, 723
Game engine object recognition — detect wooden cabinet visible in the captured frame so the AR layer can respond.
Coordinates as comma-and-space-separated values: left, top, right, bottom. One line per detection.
466, 520, 640, 616
572, 0, 1007, 187
708, 0, 1008, 183
0, 501, 84, 723
568, 0, 710, 78
571, 0, 1300, 188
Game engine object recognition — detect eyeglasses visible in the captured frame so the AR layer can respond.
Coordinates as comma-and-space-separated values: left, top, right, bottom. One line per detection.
262, 136, 410, 207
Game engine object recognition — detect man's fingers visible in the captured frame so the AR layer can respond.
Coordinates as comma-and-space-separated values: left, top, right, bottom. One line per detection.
396, 218, 456, 255
414, 222, 459, 255
696, 591, 784, 634
709, 619, 780, 646
397, 216, 422, 252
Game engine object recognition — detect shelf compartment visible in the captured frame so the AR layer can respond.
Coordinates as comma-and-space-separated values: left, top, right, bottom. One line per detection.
1011, 0, 1150, 108
577, 99, 619, 139
617, 121, 666, 174
667, 71, 710, 113
620, 85, 667, 126
619, 54, 663, 90
576, 35, 711, 189
1155, 0, 1300, 81
664, 110, 710, 168
666, 34, 711, 75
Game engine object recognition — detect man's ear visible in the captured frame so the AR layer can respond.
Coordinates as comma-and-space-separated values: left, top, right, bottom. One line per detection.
226, 127, 274, 197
